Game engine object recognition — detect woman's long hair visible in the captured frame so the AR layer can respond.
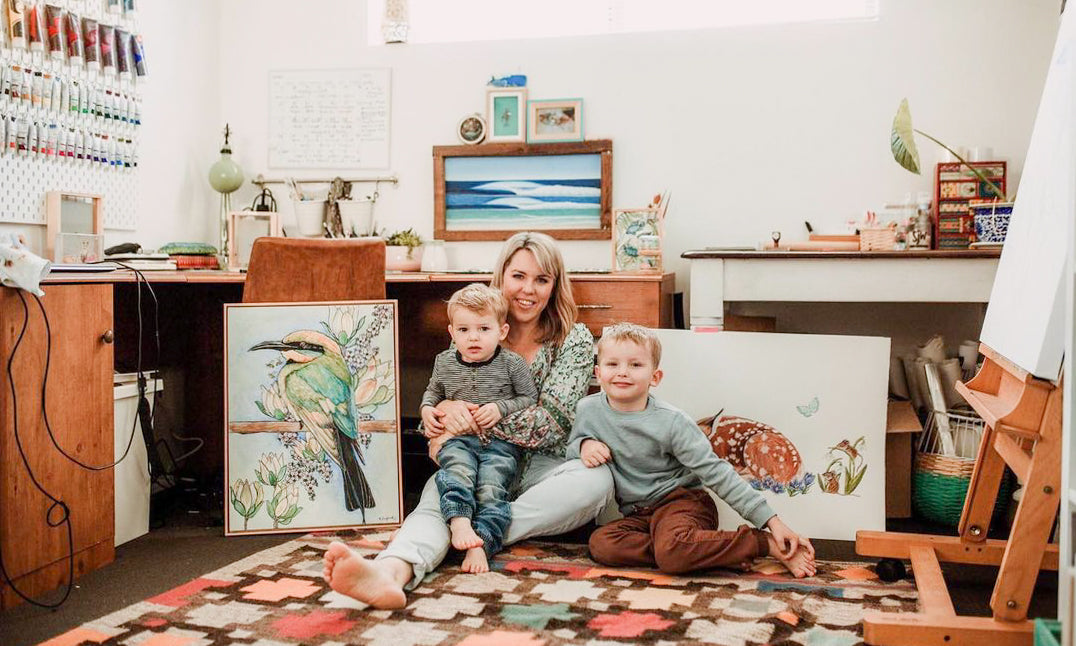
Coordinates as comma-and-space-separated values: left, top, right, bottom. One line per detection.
491, 232, 578, 345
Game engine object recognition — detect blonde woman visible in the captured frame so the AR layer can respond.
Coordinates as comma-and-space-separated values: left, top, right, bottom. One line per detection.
323, 232, 613, 608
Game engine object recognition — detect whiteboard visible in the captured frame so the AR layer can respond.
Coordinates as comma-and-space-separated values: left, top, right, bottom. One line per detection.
268, 69, 391, 169
980, 13, 1073, 380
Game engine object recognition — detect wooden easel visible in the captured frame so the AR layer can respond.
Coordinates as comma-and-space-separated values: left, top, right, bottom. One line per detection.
856, 344, 1061, 646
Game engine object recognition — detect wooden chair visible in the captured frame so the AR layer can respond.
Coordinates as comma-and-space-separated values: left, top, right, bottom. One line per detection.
242, 237, 386, 303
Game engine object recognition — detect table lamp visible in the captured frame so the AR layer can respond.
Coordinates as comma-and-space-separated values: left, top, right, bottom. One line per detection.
208, 124, 244, 260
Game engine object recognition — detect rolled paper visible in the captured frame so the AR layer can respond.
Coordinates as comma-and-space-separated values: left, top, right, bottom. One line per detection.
130, 32, 146, 76
99, 23, 115, 70
7, 0, 26, 49
64, 11, 83, 61
26, 2, 43, 52
114, 27, 129, 74
43, 4, 62, 57
82, 17, 99, 66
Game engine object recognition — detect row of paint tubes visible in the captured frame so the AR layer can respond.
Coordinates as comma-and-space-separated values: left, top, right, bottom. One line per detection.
0, 111, 138, 168
0, 62, 141, 126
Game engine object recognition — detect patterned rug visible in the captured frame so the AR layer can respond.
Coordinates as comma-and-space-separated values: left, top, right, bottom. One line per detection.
41, 532, 917, 646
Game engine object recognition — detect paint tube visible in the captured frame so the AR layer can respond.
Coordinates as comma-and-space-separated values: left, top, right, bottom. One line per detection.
26, 120, 36, 155
99, 23, 115, 71
40, 71, 51, 110
15, 115, 27, 155
7, 0, 25, 49
45, 121, 56, 157
74, 126, 84, 160
68, 78, 78, 114
132, 96, 140, 125
114, 28, 129, 75
25, 2, 42, 52
50, 74, 60, 113
0, 113, 5, 157
8, 66, 19, 102
82, 18, 98, 68
44, 4, 62, 58
106, 0, 120, 14
30, 69, 41, 107
130, 32, 146, 77
103, 88, 113, 120
79, 80, 89, 116
21, 66, 32, 108
93, 84, 103, 118
6, 115, 16, 154
0, 65, 7, 103
64, 11, 83, 61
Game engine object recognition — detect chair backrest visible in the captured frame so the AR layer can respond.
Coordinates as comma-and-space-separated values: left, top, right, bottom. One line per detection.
242, 237, 386, 304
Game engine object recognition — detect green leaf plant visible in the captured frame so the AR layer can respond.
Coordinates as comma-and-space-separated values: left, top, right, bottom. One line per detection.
891, 98, 1006, 201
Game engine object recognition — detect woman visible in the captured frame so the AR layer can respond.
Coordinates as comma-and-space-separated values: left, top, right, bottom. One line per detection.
323, 232, 614, 608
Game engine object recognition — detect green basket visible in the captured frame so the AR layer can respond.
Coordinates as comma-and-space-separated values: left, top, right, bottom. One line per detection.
912, 467, 1012, 527
1034, 619, 1061, 646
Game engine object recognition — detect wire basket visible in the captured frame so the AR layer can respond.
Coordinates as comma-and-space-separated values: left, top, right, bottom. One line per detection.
912, 406, 1012, 526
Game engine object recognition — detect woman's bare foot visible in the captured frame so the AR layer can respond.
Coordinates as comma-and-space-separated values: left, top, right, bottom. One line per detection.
461, 547, 489, 573
449, 517, 484, 550
322, 541, 408, 609
766, 534, 817, 578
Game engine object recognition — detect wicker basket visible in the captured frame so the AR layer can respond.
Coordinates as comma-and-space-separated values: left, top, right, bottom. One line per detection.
859, 227, 897, 251
912, 407, 1012, 526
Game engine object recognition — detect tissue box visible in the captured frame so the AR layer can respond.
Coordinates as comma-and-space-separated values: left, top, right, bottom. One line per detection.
56, 233, 105, 263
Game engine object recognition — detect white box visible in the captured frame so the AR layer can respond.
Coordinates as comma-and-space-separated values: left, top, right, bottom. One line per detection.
113, 373, 163, 546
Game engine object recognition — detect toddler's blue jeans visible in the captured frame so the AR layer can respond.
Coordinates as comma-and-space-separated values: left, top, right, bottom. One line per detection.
435, 435, 522, 557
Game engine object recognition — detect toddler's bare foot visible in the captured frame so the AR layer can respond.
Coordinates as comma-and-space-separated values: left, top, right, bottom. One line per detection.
322, 541, 407, 609
461, 547, 489, 573
766, 534, 817, 578
449, 517, 484, 550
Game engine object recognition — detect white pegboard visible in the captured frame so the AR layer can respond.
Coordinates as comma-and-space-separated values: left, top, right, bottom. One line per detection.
0, 0, 143, 230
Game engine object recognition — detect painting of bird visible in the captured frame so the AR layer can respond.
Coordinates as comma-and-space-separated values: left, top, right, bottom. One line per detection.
250, 330, 376, 521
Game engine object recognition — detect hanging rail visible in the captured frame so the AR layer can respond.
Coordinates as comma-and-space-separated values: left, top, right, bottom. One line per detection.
250, 174, 399, 189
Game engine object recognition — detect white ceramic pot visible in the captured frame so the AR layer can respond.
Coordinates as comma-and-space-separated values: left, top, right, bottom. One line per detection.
386, 245, 423, 271
293, 200, 327, 237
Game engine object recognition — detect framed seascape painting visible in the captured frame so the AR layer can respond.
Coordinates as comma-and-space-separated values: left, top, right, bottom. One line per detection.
433, 140, 613, 241
224, 301, 402, 536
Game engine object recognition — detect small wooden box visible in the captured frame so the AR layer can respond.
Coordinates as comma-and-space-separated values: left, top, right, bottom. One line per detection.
860, 228, 897, 251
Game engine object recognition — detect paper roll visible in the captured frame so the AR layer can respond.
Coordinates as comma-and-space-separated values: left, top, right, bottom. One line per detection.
916, 334, 947, 364
938, 358, 965, 408
902, 355, 926, 411
889, 356, 910, 399
959, 340, 980, 372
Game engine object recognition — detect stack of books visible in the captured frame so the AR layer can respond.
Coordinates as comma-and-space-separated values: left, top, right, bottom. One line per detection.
104, 253, 178, 271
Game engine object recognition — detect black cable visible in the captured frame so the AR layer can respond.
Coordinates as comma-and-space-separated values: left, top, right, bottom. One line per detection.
0, 290, 75, 608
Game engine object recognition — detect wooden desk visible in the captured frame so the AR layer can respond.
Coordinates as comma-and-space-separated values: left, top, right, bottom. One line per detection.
0, 269, 673, 607
682, 250, 1001, 330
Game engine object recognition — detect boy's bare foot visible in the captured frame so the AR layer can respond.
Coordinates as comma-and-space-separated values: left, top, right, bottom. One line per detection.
449, 517, 484, 550
766, 534, 817, 578
322, 541, 407, 609
461, 547, 489, 573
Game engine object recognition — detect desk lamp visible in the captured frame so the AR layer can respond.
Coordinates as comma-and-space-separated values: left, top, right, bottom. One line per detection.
208, 124, 245, 260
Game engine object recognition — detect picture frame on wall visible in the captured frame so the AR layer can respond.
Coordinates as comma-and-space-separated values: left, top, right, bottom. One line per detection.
433, 140, 613, 241
456, 113, 487, 145
528, 98, 584, 143
486, 88, 527, 142
227, 210, 283, 271
223, 300, 403, 536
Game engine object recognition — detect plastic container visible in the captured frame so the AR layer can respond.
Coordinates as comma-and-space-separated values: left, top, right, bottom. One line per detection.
113, 372, 163, 546
420, 240, 448, 272
292, 200, 327, 237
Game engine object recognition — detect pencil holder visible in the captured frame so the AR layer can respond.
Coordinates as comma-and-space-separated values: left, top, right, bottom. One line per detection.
292, 200, 327, 237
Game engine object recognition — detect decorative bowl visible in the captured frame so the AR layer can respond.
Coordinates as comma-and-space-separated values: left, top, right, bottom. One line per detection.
971, 201, 1014, 243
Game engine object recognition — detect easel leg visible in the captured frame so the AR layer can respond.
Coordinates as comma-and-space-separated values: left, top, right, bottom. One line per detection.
958, 421, 1005, 542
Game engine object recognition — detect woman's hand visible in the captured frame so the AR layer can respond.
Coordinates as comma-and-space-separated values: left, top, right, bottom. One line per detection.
580, 439, 611, 468
436, 400, 480, 435
427, 431, 453, 464
420, 405, 445, 437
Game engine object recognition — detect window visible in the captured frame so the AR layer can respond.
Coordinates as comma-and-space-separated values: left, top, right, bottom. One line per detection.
367, 0, 878, 45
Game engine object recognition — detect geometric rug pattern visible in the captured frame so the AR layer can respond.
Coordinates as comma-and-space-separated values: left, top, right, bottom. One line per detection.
38, 532, 918, 646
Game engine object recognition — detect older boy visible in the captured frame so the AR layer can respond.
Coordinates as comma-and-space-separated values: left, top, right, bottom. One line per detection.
421, 283, 538, 573
567, 323, 816, 577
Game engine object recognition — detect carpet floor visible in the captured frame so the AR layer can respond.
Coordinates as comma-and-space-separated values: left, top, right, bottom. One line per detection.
33, 531, 918, 646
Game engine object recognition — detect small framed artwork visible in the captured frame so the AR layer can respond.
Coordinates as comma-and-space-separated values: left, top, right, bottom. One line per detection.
45, 192, 103, 261
528, 98, 584, 143
224, 300, 403, 536
227, 210, 283, 270
433, 139, 613, 241
486, 88, 527, 142
613, 191, 670, 273
456, 113, 486, 145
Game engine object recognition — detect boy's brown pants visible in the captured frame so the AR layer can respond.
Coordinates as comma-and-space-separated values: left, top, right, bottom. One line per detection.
588, 487, 769, 574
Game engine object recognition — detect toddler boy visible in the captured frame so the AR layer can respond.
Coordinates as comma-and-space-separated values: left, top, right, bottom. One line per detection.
567, 323, 816, 577
421, 283, 538, 573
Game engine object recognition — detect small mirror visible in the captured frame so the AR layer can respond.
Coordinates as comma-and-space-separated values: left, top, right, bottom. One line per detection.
46, 192, 103, 261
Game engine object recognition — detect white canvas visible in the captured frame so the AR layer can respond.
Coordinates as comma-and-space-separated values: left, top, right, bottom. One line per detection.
649, 330, 889, 540
224, 301, 402, 536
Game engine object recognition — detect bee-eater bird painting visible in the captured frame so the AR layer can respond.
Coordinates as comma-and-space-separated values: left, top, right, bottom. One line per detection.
224, 302, 401, 536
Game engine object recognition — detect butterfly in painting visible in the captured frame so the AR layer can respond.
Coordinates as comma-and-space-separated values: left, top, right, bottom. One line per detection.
796, 396, 819, 418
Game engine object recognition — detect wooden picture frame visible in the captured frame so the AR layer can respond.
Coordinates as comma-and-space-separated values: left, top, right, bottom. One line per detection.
486, 88, 527, 142
527, 98, 584, 143
227, 210, 283, 270
433, 140, 613, 241
224, 300, 403, 536
45, 191, 103, 261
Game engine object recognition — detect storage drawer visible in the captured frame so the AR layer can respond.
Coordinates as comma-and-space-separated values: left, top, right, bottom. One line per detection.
572, 279, 664, 336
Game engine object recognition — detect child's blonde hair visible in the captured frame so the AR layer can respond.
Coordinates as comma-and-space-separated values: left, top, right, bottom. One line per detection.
447, 283, 509, 324
597, 323, 662, 366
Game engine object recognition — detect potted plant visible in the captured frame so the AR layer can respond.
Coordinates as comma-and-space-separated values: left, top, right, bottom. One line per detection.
384, 228, 423, 271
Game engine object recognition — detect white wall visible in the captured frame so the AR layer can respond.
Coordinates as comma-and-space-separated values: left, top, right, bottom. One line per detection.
3, 0, 1061, 293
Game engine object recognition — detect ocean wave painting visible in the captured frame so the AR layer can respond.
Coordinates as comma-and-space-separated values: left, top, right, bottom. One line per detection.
444, 154, 603, 231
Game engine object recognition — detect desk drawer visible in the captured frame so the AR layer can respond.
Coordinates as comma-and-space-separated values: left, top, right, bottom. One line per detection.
572, 280, 664, 336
